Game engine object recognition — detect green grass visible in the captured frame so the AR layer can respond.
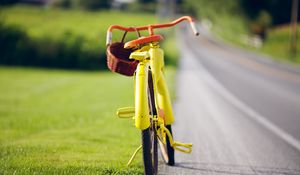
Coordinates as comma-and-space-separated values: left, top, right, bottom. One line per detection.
0, 5, 179, 68
0, 66, 175, 174
162, 31, 179, 67
257, 25, 300, 64
212, 19, 300, 65
210, 15, 300, 65
183, 0, 248, 45
0, 6, 179, 173
0, 5, 157, 51
211, 15, 248, 45
0, 7, 178, 173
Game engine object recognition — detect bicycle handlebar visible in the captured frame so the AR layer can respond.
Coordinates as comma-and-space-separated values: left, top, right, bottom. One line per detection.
106, 16, 199, 46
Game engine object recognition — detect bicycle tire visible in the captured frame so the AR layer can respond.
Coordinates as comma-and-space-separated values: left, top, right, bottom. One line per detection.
141, 128, 157, 175
141, 70, 158, 175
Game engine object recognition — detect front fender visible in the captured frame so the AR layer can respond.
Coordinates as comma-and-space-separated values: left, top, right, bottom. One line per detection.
135, 62, 150, 130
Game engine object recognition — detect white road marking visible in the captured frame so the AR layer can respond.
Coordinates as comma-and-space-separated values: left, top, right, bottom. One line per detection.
195, 54, 300, 152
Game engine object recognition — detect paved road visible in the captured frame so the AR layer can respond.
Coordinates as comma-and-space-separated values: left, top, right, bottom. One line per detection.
159, 29, 300, 174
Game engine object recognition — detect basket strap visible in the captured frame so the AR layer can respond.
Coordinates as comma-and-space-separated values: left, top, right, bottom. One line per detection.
121, 31, 128, 43
121, 27, 141, 43
134, 28, 141, 37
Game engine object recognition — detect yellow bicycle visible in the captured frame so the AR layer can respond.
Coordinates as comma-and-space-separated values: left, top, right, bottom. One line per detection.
106, 16, 199, 175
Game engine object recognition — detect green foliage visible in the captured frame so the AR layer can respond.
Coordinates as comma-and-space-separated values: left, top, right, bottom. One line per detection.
0, 23, 103, 70
76, 0, 110, 10
249, 10, 272, 39
162, 31, 178, 67
0, 22, 27, 65
182, 0, 242, 20
256, 10, 272, 28
181, 0, 300, 65
183, 0, 296, 26
239, 0, 295, 25
258, 25, 300, 64
126, 0, 156, 13
0, 0, 19, 6
0, 5, 157, 70
138, 0, 155, 3
182, 0, 248, 44
51, 0, 73, 9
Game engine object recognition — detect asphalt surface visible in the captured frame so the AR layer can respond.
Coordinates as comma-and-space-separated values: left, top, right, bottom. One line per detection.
159, 29, 300, 175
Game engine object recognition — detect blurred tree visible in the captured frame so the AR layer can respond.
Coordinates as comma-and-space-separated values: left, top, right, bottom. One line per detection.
51, 0, 72, 8
0, 0, 20, 5
138, 0, 155, 3
239, 0, 298, 25
180, 0, 299, 25
51, 0, 110, 10
128, 0, 156, 13
250, 10, 272, 40
257, 10, 272, 28
181, 0, 241, 22
77, 0, 110, 10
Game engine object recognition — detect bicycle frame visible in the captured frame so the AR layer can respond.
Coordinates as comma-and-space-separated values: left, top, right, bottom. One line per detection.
133, 43, 174, 130
110, 16, 198, 129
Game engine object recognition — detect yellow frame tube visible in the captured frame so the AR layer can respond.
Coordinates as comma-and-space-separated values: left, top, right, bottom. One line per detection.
134, 61, 150, 130
132, 44, 174, 129
156, 72, 174, 124
149, 46, 174, 125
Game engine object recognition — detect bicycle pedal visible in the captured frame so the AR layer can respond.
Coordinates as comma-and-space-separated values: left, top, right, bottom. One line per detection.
116, 107, 135, 118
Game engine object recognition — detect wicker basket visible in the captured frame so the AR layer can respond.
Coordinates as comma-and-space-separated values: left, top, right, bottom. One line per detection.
106, 32, 138, 76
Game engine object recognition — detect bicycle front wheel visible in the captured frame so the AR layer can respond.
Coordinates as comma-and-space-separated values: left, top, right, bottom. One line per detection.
159, 124, 175, 166
141, 70, 158, 175
141, 126, 157, 175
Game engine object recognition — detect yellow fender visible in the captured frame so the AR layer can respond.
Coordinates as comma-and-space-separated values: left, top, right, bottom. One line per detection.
134, 61, 150, 130
149, 46, 174, 125
156, 73, 174, 124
